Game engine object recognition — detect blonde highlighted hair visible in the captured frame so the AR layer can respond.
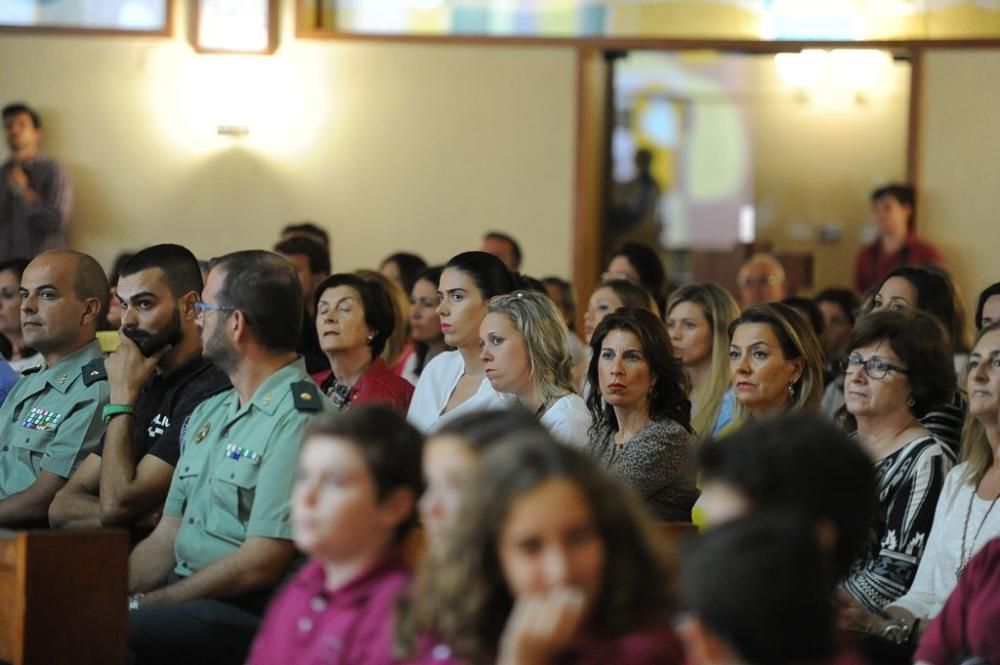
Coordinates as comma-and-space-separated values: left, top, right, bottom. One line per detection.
667, 283, 741, 438
487, 291, 575, 404
728, 303, 826, 423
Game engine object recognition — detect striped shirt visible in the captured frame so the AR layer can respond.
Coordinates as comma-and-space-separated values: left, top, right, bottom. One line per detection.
1, 154, 72, 260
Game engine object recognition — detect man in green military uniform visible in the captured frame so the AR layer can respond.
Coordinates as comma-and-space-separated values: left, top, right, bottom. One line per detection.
126, 250, 332, 665
0, 250, 109, 526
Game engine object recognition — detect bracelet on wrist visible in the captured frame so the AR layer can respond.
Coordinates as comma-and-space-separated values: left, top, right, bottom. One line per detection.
102, 404, 136, 424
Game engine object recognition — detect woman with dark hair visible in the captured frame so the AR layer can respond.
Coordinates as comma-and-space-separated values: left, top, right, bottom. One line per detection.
666, 283, 741, 438
728, 303, 826, 423
0, 257, 40, 372
582, 279, 657, 343
312, 273, 414, 414
585, 308, 697, 521
397, 434, 685, 665
841, 323, 1000, 663
380, 252, 428, 296
838, 310, 955, 615
407, 251, 516, 432
247, 406, 424, 665
400, 266, 447, 385
604, 241, 667, 313
866, 265, 968, 453
975, 281, 1000, 330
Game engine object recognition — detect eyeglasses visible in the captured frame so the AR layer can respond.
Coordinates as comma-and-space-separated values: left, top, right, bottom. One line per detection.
194, 302, 236, 316
739, 275, 778, 288
840, 353, 909, 380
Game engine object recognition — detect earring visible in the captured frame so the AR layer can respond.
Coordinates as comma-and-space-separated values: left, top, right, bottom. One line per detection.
907, 397, 915, 407
787, 383, 796, 399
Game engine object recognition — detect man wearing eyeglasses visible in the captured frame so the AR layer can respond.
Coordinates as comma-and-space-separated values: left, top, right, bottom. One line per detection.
49, 244, 230, 532
125, 250, 331, 665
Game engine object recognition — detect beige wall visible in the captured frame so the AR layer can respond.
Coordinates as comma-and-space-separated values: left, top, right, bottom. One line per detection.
0, 2, 577, 278
920, 49, 1000, 325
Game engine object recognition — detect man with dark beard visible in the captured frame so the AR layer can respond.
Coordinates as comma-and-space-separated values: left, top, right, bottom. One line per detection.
49, 244, 229, 530
125, 250, 331, 665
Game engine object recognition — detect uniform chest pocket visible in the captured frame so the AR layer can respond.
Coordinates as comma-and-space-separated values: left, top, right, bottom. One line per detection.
207, 460, 260, 544
12, 429, 53, 476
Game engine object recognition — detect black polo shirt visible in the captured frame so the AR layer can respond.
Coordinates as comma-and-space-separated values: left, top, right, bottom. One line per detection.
97, 353, 230, 466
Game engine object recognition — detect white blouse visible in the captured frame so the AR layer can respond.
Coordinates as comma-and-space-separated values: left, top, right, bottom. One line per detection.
540, 394, 591, 448
891, 462, 1000, 619
406, 351, 506, 433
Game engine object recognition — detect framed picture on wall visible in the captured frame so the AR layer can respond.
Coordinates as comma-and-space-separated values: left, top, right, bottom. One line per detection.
0, 0, 170, 35
194, 0, 276, 54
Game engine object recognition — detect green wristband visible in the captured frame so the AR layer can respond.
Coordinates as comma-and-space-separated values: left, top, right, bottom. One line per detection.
102, 404, 136, 424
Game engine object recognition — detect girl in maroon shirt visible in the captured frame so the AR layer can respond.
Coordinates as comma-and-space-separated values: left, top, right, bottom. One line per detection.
396, 432, 684, 665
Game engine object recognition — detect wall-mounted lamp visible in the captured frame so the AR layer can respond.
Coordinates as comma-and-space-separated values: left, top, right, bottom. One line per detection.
194, 0, 276, 55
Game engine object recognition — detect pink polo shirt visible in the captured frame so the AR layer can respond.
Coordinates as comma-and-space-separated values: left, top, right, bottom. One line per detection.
246, 549, 410, 665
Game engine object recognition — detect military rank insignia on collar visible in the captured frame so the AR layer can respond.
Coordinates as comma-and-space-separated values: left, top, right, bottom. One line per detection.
22, 407, 64, 431
291, 380, 323, 412
81, 358, 108, 386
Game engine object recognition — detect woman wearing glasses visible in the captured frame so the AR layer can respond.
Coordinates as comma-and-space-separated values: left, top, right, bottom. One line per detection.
838, 309, 956, 618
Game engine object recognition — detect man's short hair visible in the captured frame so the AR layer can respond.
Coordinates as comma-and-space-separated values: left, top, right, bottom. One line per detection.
814, 287, 860, 327
281, 222, 329, 249
64, 251, 110, 314
698, 414, 876, 579
119, 244, 203, 298
273, 237, 331, 275
871, 182, 915, 208
210, 250, 303, 353
2, 103, 41, 129
483, 231, 522, 271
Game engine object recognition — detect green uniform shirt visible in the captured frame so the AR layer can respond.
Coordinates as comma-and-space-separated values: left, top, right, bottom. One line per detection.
163, 359, 329, 577
0, 339, 109, 498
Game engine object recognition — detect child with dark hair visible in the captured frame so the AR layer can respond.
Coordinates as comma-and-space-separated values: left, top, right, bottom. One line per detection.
678, 513, 863, 665
246, 406, 424, 665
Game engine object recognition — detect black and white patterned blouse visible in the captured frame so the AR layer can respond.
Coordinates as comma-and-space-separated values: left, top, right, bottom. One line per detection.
586, 418, 698, 522
842, 434, 954, 612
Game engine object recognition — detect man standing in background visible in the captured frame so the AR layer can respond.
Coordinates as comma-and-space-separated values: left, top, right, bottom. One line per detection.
1, 102, 73, 261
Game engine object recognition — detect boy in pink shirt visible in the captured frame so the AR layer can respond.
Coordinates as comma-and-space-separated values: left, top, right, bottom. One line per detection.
246, 405, 423, 665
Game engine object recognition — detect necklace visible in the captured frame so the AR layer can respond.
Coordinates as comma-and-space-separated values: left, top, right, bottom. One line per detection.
957, 484, 1000, 578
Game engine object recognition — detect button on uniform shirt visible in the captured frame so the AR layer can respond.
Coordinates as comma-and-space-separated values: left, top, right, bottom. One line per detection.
246, 548, 410, 665
163, 359, 332, 577
0, 155, 73, 261
95, 352, 230, 466
0, 339, 108, 498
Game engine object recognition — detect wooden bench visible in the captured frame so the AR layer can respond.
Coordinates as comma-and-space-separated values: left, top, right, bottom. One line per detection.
0, 529, 128, 665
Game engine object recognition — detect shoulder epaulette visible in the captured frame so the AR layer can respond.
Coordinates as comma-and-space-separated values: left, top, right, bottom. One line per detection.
81, 358, 108, 386
291, 380, 323, 412
21, 364, 44, 376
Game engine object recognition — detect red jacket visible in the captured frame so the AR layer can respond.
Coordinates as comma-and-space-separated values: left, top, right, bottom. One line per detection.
312, 358, 414, 414
853, 235, 942, 294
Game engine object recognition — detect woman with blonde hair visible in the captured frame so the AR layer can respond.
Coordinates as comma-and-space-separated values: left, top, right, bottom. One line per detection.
727, 302, 826, 424
480, 291, 590, 445
665, 283, 740, 438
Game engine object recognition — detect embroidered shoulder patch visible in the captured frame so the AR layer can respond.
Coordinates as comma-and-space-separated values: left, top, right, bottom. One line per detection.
81, 358, 108, 386
291, 380, 323, 412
